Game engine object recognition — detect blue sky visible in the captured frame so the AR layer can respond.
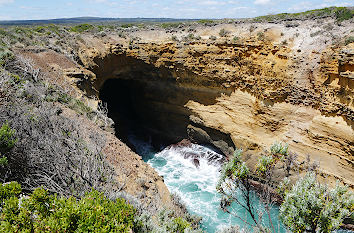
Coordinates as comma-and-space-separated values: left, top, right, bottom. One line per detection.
0, 0, 352, 20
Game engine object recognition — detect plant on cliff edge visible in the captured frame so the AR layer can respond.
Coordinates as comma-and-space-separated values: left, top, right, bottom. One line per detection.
0, 122, 17, 167
219, 29, 229, 37
216, 149, 270, 231
280, 172, 354, 233
345, 36, 354, 45
0, 182, 136, 232
217, 142, 292, 232
217, 143, 353, 233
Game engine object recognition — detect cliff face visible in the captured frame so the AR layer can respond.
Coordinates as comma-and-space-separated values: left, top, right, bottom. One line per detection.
22, 18, 353, 188
74, 19, 353, 187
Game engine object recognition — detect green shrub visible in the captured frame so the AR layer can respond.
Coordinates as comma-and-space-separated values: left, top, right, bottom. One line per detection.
121, 23, 135, 28
0, 156, 7, 167
157, 209, 196, 232
8, 73, 25, 88
0, 28, 9, 37
134, 207, 201, 233
232, 36, 239, 42
34, 26, 46, 33
270, 141, 288, 156
280, 173, 354, 233
217, 149, 243, 188
0, 182, 136, 232
170, 217, 191, 232
277, 177, 290, 198
0, 122, 17, 155
57, 92, 71, 104
183, 33, 196, 42
70, 99, 92, 115
345, 36, 354, 45
253, 7, 353, 22
56, 93, 92, 115
0, 182, 22, 203
70, 24, 94, 33
256, 155, 274, 175
310, 30, 322, 37
335, 7, 354, 22
0, 49, 14, 67
171, 35, 179, 42
198, 19, 214, 24
219, 29, 229, 37
257, 31, 265, 40
34, 24, 60, 35
160, 22, 181, 29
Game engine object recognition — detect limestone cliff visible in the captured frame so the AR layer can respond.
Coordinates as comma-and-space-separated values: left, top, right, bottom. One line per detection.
70, 18, 353, 188
19, 17, 353, 188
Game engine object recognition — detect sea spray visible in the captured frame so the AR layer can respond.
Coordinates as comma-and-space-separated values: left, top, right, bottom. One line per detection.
128, 135, 287, 232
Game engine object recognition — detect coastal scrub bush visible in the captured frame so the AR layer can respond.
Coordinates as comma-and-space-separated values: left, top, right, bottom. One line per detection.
0, 49, 14, 67
270, 141, 288, 157
217, 225, 241, 233
256, 142, 293, 178
219, 29, 229, 37
217, 149, 262, 229
133, 197, 202, 233
0, 182, 136, 232
183, 33, 195, 42
232, 36, 239, 42
255, 155, 274, 176
0, 57, 113, 195
171, 35, 179, 42
257, 31, 265, 40
0, 156, 7, 166
217, 142, 351, 233
345, 36, 354, 45
121, 23, 135, 28
0, 122, 17, 167
253, 7, 353, 22
156, 209, 198, 232
70, 24, 94, 33
335, 7, 353, 22
280, 172, 354, 233
161, 22, 181, 29
198, 19, 214, 24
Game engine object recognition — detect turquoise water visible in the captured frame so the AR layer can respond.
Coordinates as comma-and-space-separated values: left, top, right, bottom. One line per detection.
129, 136, 286, 232
128, 135, 352, 233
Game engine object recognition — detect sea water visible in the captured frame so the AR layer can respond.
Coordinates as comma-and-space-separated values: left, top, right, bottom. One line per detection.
128, 135, 351, 233
129, 135, 286, 232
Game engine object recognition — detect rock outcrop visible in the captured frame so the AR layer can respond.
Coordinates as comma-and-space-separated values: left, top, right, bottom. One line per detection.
20, 18, 354, 188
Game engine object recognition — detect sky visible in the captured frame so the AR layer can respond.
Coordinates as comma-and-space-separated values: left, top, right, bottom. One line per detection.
0, 0, 352, 20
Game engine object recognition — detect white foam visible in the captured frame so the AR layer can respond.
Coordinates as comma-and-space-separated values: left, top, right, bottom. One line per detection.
147, 144, 230, 231
128, 136, 287, 232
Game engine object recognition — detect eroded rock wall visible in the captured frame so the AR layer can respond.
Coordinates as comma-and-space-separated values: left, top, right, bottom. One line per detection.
69, 19, 353, 187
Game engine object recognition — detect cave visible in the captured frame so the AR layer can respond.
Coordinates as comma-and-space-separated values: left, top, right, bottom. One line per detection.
95, 54, 235, 155
99, 77, 191, 149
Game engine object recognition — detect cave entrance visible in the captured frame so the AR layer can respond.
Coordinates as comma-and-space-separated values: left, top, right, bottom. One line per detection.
100, 79, 142, 147
96, 54, 235, 156
99, 78, 190, 151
